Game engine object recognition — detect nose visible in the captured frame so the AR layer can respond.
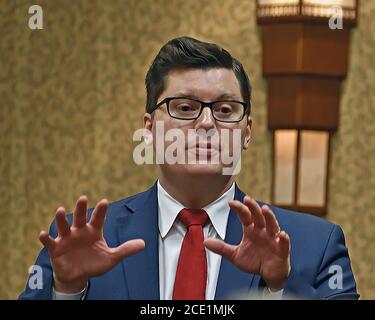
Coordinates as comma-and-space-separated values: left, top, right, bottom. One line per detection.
195, 106, 216, 129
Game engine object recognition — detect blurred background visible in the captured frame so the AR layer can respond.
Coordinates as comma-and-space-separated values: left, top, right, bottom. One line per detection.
0, 0, 374, 299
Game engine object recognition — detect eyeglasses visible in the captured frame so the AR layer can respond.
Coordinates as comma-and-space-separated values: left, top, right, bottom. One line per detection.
154, 97, 248, 123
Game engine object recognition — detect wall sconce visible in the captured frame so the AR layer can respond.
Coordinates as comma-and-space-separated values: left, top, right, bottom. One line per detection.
257, 0, 358, 23
256, 0, 358, 216
273, 129, 330, 216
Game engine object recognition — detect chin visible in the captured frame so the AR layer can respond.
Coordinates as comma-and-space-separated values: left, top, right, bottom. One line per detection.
179, 163, 224, 176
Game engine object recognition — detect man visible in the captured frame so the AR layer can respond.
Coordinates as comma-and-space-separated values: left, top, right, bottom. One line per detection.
19, 36, 358, 300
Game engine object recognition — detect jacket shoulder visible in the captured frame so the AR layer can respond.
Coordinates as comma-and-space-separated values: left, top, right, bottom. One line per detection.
270, 205, 335, 232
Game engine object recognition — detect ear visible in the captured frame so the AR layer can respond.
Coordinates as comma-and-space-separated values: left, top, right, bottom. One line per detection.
143, 113, 153, 145
144, 113, 152, 131
243, 116, 252, 150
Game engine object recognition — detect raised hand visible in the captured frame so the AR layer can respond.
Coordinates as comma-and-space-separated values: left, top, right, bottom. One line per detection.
39, 196, 145, 293
204, 195, 290, 290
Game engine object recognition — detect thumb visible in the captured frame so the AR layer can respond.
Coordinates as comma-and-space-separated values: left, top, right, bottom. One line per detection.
204, 239, 236, 262
111, 239, 145, 263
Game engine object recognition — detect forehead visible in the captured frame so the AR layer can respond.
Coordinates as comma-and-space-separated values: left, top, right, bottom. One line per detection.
161, 68, 242, 100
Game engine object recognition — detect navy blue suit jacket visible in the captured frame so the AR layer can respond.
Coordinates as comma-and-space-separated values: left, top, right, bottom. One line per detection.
19, 183, 359, 299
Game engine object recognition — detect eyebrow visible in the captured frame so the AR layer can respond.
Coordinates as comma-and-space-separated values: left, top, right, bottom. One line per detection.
173, 91, 241, 101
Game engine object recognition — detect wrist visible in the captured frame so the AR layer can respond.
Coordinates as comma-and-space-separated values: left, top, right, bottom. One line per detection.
264, 265, 291, 291
53, 274, 87, 294
265, 279, 287, 291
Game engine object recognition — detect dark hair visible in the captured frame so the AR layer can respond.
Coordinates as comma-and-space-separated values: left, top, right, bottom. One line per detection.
145, 36, 252, 115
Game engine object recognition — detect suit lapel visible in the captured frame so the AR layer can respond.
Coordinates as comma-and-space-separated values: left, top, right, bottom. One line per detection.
116, 184, 160, 300
115, 183, 261, 300
214, 185, 261, 299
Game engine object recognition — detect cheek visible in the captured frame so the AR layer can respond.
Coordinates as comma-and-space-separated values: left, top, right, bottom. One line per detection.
152, 117, 193, 148
217, 124, 245, 149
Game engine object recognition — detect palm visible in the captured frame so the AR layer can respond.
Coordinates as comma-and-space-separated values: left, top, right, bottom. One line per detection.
50, 230, 118, 284
231, 224, 289, 284
204, 196, 290, 290
39, 196, 145, 289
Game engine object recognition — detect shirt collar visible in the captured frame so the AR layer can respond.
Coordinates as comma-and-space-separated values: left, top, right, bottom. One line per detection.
157, 180, 235, 240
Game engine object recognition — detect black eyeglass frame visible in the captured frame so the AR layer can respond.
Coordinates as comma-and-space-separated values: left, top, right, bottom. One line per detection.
153, 97, 249, 123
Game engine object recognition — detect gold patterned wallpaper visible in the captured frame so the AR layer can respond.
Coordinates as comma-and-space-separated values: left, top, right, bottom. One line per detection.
0, 0, 374, 299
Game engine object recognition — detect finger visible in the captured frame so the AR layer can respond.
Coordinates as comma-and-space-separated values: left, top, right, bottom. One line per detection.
243, 196, 265, 229
72, 195, 88, 229
262, 205, 280, 237
228, 200, 253, 227
277, 231, 290, 259
89, 199, 108, 230
55, 207, 71, 237
204, 239, 236, 262
39, 230, 56, 252
110, 239, 145, 263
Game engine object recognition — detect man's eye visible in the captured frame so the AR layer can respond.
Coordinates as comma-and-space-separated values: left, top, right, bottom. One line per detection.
217, 106, 233, 114
178, 104, 195, 112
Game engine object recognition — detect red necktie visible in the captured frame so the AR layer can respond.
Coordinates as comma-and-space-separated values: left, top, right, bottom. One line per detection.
172, 208, 209, 300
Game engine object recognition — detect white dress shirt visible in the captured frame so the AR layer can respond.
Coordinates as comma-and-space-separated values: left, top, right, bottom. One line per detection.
157, 180, 234, 300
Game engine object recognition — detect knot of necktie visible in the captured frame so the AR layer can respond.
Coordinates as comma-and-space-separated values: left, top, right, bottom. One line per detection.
179, 208, 208, 228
